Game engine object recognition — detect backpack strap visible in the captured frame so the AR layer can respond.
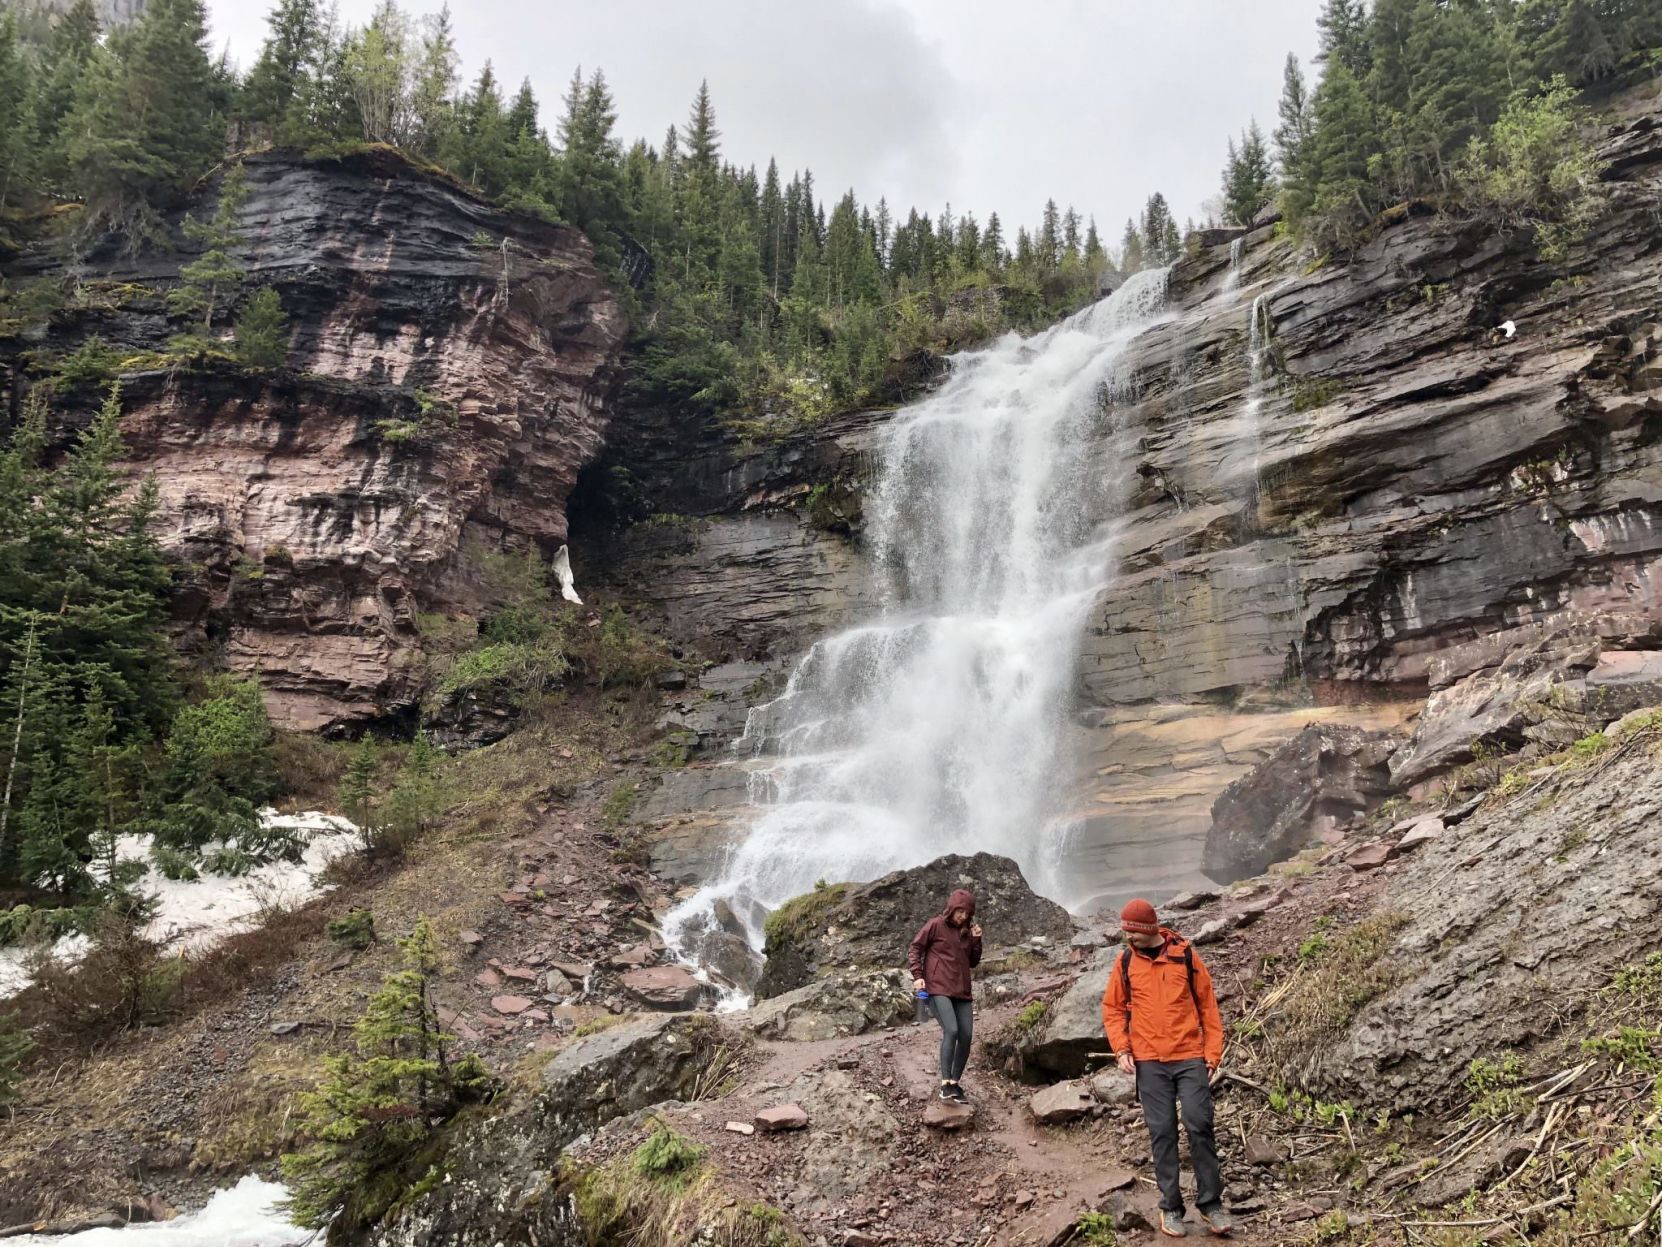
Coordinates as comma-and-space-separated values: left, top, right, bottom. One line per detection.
1118, 946, 1133, 1040
1183, 944, 1203, 1028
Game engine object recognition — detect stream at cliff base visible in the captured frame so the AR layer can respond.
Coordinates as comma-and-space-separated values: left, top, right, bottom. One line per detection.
665, 269, 1175, 973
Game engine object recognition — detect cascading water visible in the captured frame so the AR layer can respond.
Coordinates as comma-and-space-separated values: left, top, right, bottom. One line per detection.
1220, 236, 1245, 295
664, 269, 1174, 986
1226, 290, 1274, 489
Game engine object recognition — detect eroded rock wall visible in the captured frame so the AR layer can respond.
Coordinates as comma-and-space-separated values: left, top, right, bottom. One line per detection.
6, 148, 625, 730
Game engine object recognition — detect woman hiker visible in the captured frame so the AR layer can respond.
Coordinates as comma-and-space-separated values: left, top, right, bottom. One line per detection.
1101, 898, 1235, 1238
908, 887, 982, 1103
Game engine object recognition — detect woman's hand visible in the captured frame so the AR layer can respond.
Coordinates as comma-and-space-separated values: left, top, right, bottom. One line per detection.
912, 978, 926, 992
970, 923, 982, 938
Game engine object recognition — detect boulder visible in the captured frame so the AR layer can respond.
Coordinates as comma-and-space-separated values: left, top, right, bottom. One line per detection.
619, 966, 707, 1010
1013, 949, 1117, 1078
1088, 1069, 1137, 1106
1392, 625, 1662, 787
756, 852, 1074, 999
922, 1100, 976, 1131
1391, 817, 1444, 855
1029, 1080, 1096, 1124
1244, 1137, 1288, 1166
754, 1103, 809, 1132
741, 968, 913, 1041
1345, 843, 1392, 872
1203, 724, 1400, 884
366, 1014, 741, 1245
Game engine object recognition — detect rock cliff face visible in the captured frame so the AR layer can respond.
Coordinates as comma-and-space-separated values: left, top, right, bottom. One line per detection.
5, 148, 625, 730
597, 94, 1662, 907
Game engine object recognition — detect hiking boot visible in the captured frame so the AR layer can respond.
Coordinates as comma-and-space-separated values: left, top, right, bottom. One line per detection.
1198, 1207, 1235, 1237
947, 1081, 970, 1103
1158, 1210, 1188, 1238
937, 1084, 957, 1102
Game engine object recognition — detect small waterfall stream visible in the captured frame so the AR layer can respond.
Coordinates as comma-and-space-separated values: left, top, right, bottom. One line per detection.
665, 270, 1175, 974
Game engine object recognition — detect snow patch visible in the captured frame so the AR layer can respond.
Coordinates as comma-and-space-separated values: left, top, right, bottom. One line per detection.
0, 809, 359, 1000
5, 1176, 307, 1246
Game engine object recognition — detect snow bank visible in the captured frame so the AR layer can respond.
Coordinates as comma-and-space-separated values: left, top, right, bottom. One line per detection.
6, 1176, 307, 1246
0, 810, 359, 999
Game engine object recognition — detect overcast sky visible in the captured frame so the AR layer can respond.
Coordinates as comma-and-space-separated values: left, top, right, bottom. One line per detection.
205, 0, 1325, 239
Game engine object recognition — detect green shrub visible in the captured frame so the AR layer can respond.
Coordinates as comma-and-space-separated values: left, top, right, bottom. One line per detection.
762, 880, 850, 953
0, 1012, 31, 1107
48, 335, 124, 387
601, 781, 639, 829
1466, 1052, 1527, 1119
234, 286, 290, 370
631, 1125, 706, 1185
1075, 1211, 1117, 1246
327, 909, 376, 951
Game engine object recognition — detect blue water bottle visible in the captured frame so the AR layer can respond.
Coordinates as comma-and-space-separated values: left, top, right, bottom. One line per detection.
914, 988, 930, 1025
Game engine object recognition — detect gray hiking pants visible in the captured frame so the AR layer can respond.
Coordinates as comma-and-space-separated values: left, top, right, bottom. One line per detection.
930, 995, 973, 1081
1136, 1057, 1223, 1215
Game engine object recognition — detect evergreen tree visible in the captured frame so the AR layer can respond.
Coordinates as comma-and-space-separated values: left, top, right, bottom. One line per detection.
684, 79, 721, 178
27, 0, 100, 193
1140, 192, 1181, 265
454, 62, 507, 195
759, 158, 785, 294
242, 0, 326, 139
1307, 62, 1383, 247
0, 386, 174, 891
1222, 120, 1275, 226
168, 163, 249, 340
1083, 217, 1106, 271
1061, 206, 1082, 265
340, 737, 378, 833
1275, 52, 1317, 224
65, 0, 224, 244
1120, 218, 1145, 272
553, 69, 623, 238
1038, 197, 1062, 268
281, 917, 490, 1232
1316, 0, 1372, 76
1402, 0, 1508, 194
235, 287, 290, 370
980, 210, 1004, 270
0, 15, 30, 210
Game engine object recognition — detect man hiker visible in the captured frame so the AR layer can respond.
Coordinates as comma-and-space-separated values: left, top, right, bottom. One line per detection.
908, 887, 983, 1103
1101, 898, 1234, 1238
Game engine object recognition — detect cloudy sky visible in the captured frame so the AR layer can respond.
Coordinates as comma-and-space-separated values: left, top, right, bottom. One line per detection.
204, 0, 1324, 239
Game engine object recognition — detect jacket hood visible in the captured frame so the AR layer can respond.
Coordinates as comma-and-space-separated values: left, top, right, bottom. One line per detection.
944, 889, 976, 922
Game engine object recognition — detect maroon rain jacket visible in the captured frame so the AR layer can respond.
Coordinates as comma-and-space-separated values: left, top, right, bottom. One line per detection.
907, 888, 983, 1000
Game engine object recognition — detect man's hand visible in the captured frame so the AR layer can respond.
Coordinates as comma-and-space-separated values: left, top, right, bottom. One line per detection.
912, 978, 926, 992
1117, 1052, 1136, 1076
1207, 1060, 1219, 1077
970, 923, 982, 938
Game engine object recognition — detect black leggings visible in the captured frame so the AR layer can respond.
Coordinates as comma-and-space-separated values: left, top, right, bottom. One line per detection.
930, 995, 973, 1081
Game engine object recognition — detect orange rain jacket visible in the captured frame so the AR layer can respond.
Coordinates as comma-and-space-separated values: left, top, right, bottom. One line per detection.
1100, 928, 1225, 1066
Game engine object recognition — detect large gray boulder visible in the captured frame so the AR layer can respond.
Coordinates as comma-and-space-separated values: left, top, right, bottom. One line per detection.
741, 967, 914, 1041
755, 853, 1074, 999
368, 1013, 742, 1247
1392, 621, 1662, 786
1203, 724, 1399, 884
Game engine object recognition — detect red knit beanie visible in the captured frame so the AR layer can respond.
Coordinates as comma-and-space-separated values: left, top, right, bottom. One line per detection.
1120, 898, 1160, 935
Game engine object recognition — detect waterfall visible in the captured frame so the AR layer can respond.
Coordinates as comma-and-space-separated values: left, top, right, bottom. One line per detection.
1220, 236, 1245, 294
1227, 290, 1274, 490
664, 269, 1174, 977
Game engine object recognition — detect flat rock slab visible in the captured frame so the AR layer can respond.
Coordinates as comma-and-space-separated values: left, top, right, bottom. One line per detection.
1030, 1080, 1096, 1124
1245, 1136, 1288, 1165
1392, 818, 1445, 855
620, 965, 704, 1009
1346, 842, 1392, 871
723, 1120, 755, 1136
490, 995, 534, 1015
755, 1103, 809, 1132
922, 1101, 976, 1130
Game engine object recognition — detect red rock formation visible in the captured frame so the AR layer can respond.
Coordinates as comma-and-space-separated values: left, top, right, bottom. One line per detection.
12, 148, 625, 730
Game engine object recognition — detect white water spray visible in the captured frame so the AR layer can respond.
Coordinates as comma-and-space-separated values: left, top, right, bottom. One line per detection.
1220, 236, 1245, 295
665, 270, 1174, 970
1226, 290, 1275, 489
